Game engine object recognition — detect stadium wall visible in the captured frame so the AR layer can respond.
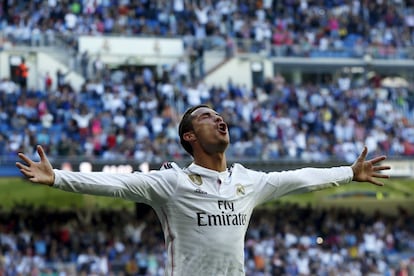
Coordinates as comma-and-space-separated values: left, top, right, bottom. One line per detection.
204, 54, 414, 89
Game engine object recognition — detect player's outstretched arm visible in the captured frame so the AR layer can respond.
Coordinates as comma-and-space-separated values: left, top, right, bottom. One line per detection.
16, 145, 55, 186
351, 146, 391, 186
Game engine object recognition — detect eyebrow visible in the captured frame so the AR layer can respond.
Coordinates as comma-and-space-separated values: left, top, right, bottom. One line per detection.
191, 108, 211, 116
193, 111, 220, 119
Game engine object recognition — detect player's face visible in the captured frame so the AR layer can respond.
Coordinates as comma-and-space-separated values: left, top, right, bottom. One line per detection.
190, 107, 230, 153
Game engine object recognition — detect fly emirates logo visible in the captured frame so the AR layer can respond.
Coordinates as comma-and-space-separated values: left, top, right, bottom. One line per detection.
197, 200, 247, 226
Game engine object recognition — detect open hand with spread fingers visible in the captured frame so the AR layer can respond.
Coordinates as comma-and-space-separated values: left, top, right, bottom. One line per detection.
351, 146, 391, 186
16, 145, 55, 186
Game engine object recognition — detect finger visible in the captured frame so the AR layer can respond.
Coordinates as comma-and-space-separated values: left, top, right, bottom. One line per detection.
370, 181, 384, 186
358, 146, 368, 161
17, 167, 34, 178
369, 155, 387, 164
372, 173, 390, 179
15, 162, 30, 171
373, 165, 391, 171
37, 145, 47, 162
28, 177, 39, 182
17, 153, 33, 165
17, 165, 32, 173
16, 161, 23, 169
368, 177, 385, 186
21, 170, 34, 178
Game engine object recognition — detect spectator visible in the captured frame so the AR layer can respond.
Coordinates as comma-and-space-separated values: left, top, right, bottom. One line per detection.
71, 105, 93, 139
44, 72, 53, 92
56, 69, 70, 90
80, 51, 90, 79
17, 59, 29, 90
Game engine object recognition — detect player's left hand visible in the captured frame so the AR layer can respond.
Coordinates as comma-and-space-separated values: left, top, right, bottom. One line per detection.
351, 146, 391, 186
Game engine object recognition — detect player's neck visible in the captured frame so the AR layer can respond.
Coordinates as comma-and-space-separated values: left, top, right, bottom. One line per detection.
193, 152, 227, 172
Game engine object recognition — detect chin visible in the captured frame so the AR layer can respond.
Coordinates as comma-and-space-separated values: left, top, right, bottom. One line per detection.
218, 141, 229, 152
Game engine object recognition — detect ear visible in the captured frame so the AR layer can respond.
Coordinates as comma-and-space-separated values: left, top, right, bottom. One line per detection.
183, 131, 196, 142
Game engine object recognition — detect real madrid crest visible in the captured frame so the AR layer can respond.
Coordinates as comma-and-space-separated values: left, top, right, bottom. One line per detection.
236, 184, 245, 196
188, 174, 203, 186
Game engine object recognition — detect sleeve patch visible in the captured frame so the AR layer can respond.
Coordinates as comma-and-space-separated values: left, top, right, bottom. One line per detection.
161, 162, 173, 170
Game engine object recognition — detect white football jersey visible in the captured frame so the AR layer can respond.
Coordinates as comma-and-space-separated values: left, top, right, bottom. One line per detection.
53, 162, 353, 276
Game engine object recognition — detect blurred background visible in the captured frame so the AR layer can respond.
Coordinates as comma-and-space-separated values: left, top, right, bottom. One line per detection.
0, 0, 413, 275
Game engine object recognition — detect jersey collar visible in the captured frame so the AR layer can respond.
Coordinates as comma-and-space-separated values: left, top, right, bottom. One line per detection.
187, 163, 229, 177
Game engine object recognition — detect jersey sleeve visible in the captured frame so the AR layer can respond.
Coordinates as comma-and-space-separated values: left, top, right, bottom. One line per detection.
53, 163, 180, 206
251, 166, 353, 205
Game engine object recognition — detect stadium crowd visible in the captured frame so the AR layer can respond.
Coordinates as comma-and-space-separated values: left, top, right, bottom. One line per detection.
0, 203, 413, 275
1, 0, 414, 59
0, 62, 413, 164
0, 0, 413, 163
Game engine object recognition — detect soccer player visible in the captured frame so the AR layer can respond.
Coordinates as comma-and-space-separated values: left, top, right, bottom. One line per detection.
16, 104, 391, 275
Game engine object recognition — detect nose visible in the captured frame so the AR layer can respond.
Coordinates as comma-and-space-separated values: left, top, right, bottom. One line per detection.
215, 114, 223, 122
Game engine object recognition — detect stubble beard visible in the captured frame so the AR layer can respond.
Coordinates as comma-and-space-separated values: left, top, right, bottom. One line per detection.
203, 136, 229, 155
216, 135, 230, 153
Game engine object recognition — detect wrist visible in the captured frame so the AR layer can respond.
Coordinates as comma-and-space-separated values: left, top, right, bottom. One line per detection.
351, 165, 356, 181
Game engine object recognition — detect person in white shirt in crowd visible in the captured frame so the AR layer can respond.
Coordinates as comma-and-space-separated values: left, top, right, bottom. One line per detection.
16, 104, 391, 276
71, 105, 94, 138
0, 78, 18, 94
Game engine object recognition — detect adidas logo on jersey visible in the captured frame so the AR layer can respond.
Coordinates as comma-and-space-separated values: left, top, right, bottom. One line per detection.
194, 188, 207, 195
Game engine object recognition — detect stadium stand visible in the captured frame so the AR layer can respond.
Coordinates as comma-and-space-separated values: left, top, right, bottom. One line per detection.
0, 0, 414, 274
0, 0, 413, 163
0, 204, 413, 275
0, 60, 413, 164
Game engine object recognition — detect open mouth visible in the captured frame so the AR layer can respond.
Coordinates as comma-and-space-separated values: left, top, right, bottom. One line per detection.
218, 123, 227, 134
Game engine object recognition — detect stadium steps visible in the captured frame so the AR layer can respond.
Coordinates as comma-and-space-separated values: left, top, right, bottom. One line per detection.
11, 45, 75, 69
203, 49, 229, 77
9, 45, 85, 91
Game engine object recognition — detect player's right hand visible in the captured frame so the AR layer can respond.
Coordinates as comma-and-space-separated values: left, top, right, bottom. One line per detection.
16, 145, 55, 186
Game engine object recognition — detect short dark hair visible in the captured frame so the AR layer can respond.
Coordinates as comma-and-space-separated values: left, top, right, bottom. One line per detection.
178, 104, 211, 156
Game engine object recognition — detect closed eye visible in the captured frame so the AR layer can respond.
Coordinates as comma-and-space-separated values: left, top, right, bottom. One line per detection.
199, 112, 220, 119
200, 113, 212, 118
